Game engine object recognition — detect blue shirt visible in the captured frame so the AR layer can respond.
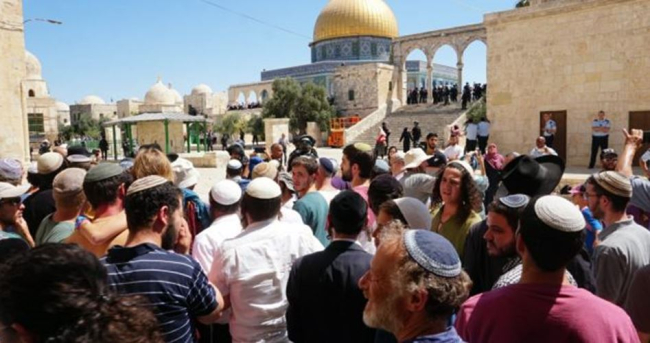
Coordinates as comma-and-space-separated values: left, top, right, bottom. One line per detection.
581, 207, 602, 255
102, 243, 218, 343
543, 119, 556, 136
592, 119, 611, 137
404, 327, 465, 343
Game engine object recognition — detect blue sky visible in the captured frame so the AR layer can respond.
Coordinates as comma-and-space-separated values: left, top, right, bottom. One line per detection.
23, 0, 516, 104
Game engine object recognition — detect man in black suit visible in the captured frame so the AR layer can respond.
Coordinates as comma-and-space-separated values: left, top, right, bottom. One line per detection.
286, 190, 375, 343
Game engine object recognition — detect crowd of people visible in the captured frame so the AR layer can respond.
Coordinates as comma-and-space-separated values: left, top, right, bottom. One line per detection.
406, 82, 486, 110
227, 102, 262, 111
1, 124, 650, 342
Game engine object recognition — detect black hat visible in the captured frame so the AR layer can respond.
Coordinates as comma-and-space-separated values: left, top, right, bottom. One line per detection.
499, 155, 565, 197
294, 135, 316, 146
600, 148, 617, 160
227, 144, 245, 157
67, 145, 91, 157
427, 151, 447, 168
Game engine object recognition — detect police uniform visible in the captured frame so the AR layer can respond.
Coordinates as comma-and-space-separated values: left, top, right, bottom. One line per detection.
589, 118, 611, 168
543, 119, 557, 148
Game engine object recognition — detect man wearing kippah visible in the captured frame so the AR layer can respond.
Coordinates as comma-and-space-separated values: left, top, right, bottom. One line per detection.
316, 157, 340, 204
456, 196, 638, 342
103, 176, 224, 343
585, 170, 650, 306
359, 223, 470, 342
287, 191, 375, 343
209, 177, 323, 342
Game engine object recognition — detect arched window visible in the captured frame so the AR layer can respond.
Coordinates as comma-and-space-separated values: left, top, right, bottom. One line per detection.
28, 89, 35, 97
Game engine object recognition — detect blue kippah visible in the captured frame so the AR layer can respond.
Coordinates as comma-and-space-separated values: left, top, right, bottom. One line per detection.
403, 230, 461, 278
319, 157, 335, 175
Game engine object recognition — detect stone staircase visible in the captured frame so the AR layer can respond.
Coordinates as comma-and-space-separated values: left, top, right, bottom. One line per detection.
353, 102, 467, 147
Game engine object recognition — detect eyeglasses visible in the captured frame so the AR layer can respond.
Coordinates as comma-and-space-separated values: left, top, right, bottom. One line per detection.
0, 198, 20, 206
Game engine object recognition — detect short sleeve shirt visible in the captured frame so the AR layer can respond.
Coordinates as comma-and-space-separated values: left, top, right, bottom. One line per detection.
592, 119, 611, 137
103, 244, 218, 343
543, 120, 556, 136
466, 124, 478, 140
477, 122, 490, 137
35, 213, 74, 245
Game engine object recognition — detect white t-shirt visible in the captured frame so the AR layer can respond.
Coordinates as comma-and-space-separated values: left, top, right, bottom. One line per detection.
318, 189, 340, 205
280, 206, 304, 225
444, 144, 465, 160
478, 121, 491, 137
529, 146, 558, 158
210, 219, 323, 342
466, 123, 478, 140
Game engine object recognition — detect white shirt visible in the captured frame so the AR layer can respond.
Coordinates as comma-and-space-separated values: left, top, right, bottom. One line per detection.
529, 146, 558, 157
318, 189, 340, 205
280, 206, 304, 225
210, 219, 323, 343
192, 213, 243, 274
466, 123, 478, 140
444, 144, 464, 160
478, 121, 491, 137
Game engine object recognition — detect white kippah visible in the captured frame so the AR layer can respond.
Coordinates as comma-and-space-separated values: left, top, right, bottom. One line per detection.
127, 175, 169, 196
245, 177, 281, 199
534, 195, 585, 233
227, 159, 242, 170
210, 180, 242, 205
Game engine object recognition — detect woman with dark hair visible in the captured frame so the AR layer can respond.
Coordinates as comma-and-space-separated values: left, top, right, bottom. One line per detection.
0, 244, 163, 343
431, 161, 483, 256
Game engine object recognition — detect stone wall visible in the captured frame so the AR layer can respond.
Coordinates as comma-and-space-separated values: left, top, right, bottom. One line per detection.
136, 121, 184, 153
70, 103, 118, 124
26, 96, 58, 145
264, 118, 290, 148
0, 0, 29, 162
332, 63, 394, 117
486, 0, 650, 166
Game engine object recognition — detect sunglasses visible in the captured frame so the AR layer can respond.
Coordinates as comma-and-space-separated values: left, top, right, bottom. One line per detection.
0, 198, 21, 206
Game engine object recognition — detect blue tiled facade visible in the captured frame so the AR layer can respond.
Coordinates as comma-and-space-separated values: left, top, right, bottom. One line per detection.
310, 36, 392, 63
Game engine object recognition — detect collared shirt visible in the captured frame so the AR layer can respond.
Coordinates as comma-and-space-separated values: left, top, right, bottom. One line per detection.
280, 206, 304, 225
477, 122, 490, 137
403, 327, 464, 343
210, 219, 323, 343
102, 243, 218, 343
543, 119, 557, 136
192, 213, 242, 274
593, 216, 650, 306
592, 119, 611, 137
465, 123, 478, 140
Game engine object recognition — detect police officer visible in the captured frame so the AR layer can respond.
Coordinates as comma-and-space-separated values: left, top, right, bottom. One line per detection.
589, 111, 611, 169
542, 113, 557, 148
287, 135, 318, 172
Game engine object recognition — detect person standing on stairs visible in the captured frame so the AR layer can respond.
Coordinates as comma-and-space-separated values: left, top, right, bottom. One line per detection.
411, 122, 422, 150
400, 128, 412, 152
382, 122, 391, 147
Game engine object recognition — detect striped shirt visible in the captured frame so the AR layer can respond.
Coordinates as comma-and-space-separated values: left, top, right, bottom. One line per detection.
102, 243, 218, 343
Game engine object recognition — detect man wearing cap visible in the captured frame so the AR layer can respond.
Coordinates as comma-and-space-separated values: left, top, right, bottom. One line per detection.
316, 157, 340, 204
600, 148, 618, 171
399, 148, 437, 204
359, 223, 471, 342
292, 156, 329, 246
172, 157, 211, 238
341, 143, 377, 252
35, 168, 86, 245
569, 184, 603, 255
586, 170, 650, 306
0, 182, 32, 245
0, 158, 23, 186
23, 152, 66, 237
209, 177, 323, 342
103, 176, 224, 343
252, 163, 304, 225
66, 163, 131, 257
226, 159, 250, 191
456, 196, 638, 342
66, 154, 92, 170
287, 191, 375, 343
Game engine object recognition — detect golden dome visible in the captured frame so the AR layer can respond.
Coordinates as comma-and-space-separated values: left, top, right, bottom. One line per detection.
313, 0, 398, 43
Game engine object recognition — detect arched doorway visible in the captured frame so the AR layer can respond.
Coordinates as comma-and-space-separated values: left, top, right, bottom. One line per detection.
404, 48, 428, 105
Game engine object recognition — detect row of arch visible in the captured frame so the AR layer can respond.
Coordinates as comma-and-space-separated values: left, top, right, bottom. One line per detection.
234, 89, 270, 105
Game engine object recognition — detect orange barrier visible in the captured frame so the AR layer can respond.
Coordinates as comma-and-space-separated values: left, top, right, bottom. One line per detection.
327, 116, 360, 147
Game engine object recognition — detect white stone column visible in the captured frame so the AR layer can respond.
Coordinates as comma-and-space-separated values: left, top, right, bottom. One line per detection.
426, 65, 434, 104
457, 62, 464, 88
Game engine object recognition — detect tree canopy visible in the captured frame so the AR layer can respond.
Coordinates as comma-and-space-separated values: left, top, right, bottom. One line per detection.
262, 78, 334, 134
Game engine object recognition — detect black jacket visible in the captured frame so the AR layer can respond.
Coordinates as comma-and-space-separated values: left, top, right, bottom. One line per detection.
286, 240, 375, 343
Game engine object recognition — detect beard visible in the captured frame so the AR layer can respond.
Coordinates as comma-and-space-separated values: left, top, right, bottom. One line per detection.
362, 291, 405, 334
486, 240, 516, 258
591, 205, 605, 220
342, 168, 353, 182
161, 219, 178, 250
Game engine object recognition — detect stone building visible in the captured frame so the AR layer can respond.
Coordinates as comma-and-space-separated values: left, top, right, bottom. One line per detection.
486, 0, 650, 165
228, 0, 458, 117
139, 79, 183, 114
69, 95, 117, 125
56, 101, 70, 126
24, 50, 59, 146
116, 98, 142, 119
184, 83, 228, 119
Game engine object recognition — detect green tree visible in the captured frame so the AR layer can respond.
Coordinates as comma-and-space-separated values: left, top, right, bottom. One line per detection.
247, 116, 264, 139
262, 78, 334, 134
71, 115, 104, 139
515, 0, 530, 8
217, 113, 246, 136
